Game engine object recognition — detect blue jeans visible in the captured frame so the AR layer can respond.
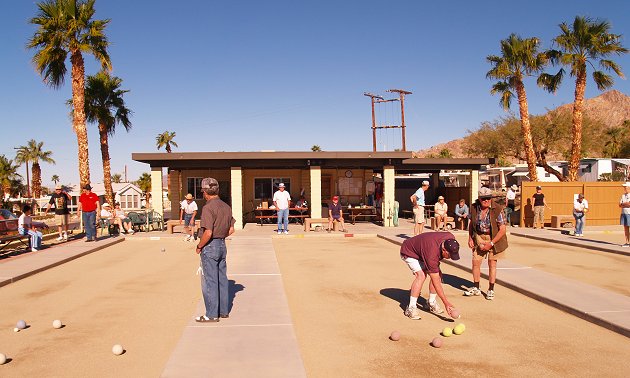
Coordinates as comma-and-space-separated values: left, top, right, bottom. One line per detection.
19, 228, 42, 249
573, 212, 585, 235
200, 239, 229, 318
83, 211, 97, 240
277, 208, 289, 231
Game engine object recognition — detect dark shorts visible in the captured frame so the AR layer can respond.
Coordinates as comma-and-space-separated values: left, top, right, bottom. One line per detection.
184, 213, 194, 226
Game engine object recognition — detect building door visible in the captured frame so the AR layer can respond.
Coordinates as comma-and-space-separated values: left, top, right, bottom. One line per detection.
321, 175, 333, 201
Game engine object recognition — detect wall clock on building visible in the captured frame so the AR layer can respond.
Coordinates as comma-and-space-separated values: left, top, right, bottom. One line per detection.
345, 170, 353, 178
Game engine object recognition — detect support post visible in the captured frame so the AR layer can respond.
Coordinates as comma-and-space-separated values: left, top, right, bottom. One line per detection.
310, 166, 322, 219
230, 167, 243, 230
383, 165, 395, 227
150, 167, 164, 216
470, 170, 480, 203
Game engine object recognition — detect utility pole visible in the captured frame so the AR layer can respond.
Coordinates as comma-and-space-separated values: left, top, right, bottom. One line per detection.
364, 89, 412, 152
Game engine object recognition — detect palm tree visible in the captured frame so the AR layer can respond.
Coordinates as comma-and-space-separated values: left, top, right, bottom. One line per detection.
51, 174, 60, 185
27, 0, 111, 188
487, 34, 549, 181
539, 16, 628, 181
0, 155, 22, 200
82, 71, 132, 205
156, 131, 178, 153
136, 172, 152, 195
111, 173, 122, 183
438, 148, 453, 158
15, 140, 55, 198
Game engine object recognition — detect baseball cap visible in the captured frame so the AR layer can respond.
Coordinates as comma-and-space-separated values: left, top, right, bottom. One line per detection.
55, 184, 62, 190
201, 177, 219, 189
623, 182, 630, 187
443, 239, 460, 260
438, 196, 444, 200
332, 195, 339, 200
578, 193, 584, 198
510, 184, 518, 191
102, 202, 111, 208
422, 180, 430, 186
83, 184, 92, 190
536, 185, 542, 190
478, 187, 493, 199
185, 193, 193, 200
278, 183, 285, 188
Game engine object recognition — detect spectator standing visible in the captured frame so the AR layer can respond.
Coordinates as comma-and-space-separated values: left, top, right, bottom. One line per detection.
454, 199, 469, 231
44, 184, 71, 241
620, 182, 630, 247
18, 204, 42, 252
273, 183, 291, 235
505, 184, 517, 226
434, 196, 448, 230
411, 180, 429, 235
465, 187, 508, 300
399, 232, 461, 320
78, 184, 100, 242
573, 194, 589, 237
532, 186, 549, 229
195, 178, 236, 322
180, 193, 198, 242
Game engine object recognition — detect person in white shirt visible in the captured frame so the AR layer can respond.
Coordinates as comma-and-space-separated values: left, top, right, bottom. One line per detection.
180, 193, 199, 242
572, 194, 589, 237
620, 182, 630, 247
113, 203, 134, 234
18, 205, 43, 252
100, 203, 126, 236
505, 185, 517, 226
434, 196, 448, 231
273, 183, 291, 235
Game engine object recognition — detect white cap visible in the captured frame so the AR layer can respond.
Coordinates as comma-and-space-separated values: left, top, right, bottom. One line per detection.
102, 202, 111, 208
623, 182, 630, 187
278, 183, 285, 187
422, 180, 430, 186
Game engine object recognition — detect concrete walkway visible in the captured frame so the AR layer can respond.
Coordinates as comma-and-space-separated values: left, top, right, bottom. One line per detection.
161, 235, 306, 378
0, 236, 124, 288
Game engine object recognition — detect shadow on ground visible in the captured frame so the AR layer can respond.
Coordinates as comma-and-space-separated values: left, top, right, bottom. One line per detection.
228, 280, 245, 312
379, 274, 473, 311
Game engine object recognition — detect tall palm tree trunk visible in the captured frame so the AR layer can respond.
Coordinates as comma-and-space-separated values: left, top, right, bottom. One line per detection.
71, 51, 91, 188
32, 162, 42, 198
515, 81, 538, 181
98, 123, 114, 205
568, 72, 587, 181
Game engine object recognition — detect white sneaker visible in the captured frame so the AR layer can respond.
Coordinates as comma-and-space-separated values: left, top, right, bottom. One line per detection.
277, 231, 282, 235
486, 290, 495, 300
63, 233, 68, 241
56, 236, 64, 241
404, 306, 421, 320
283, 230, 289, 234
622, 243, 630, 248
464, 287, 482, 296
184, 235, 191, 241
128, 229, 134, 234
428, 301, 444, 314
31, 248, 39, 252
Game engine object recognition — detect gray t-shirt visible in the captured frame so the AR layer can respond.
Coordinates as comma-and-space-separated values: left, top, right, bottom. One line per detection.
200, 197, 235, 239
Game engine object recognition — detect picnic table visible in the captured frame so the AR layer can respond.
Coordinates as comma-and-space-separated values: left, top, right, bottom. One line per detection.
345, 206, 380, 225
255, 207, 309, 226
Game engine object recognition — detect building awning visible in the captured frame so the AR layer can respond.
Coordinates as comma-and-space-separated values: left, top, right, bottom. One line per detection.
612, 159, 630, 166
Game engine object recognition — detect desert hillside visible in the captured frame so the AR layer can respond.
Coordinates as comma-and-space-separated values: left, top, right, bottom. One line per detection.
415, 90, 630, 158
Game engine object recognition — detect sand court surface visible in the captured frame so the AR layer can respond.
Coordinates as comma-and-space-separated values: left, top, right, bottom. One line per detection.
449, 231, 630, 296
274, 237, 630, 377
0, 238, 200, 377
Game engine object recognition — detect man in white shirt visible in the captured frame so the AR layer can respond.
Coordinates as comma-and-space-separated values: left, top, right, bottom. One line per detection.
572, 194, 589, 237
273, 183, 291, 235
180, 193, 198, 241
18, 205, 43, 252
434, 196, 448, 230
505, 185, 517, 226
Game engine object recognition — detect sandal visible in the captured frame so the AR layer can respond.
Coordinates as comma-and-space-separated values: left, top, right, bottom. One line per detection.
195, 315, 219, 323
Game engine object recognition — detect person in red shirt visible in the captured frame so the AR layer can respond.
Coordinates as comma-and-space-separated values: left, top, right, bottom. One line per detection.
78, 184, 100, 242
399, 232, 460, 320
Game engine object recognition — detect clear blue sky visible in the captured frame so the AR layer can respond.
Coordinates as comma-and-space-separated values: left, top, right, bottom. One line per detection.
1, 0, 629, 187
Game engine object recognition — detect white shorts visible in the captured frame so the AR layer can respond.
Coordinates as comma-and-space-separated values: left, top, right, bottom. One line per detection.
413, 207, 425, 224
401, 255, 426, 274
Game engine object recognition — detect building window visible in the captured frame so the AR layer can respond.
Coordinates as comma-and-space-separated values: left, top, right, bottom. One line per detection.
581, 165, 592, 173
254, 178, 291, 200
120, 194, 139, 209
187, 178, 203, 199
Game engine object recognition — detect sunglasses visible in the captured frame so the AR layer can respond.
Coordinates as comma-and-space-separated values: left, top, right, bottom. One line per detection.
480, 198, 492, 201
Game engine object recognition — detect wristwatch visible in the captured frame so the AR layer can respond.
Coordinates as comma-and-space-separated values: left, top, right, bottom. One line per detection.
489, 241, 495, 247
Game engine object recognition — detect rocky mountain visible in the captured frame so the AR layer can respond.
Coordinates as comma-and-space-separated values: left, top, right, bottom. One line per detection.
414, 90, 630, 158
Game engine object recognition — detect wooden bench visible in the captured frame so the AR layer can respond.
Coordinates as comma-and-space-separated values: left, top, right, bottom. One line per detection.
256, 214, 309, 226
166, 219, 201, 234
431, 216, 455, 230
551, 215, 575, 228
304, 218, 329, 231
0, 219, 29, 253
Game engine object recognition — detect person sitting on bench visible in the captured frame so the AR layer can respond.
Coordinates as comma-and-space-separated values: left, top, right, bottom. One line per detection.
435, 196, 448, 230
455, 199, 469, 231
328, 196, 347, 233
18, 204, 43, 252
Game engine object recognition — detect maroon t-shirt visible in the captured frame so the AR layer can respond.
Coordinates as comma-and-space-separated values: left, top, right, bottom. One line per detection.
400, 232, 455, 273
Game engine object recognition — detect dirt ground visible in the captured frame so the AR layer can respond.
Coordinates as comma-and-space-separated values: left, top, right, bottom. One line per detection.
448, 231, 630, 296
0, 238, 200, 377
274, 237, 630, 378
